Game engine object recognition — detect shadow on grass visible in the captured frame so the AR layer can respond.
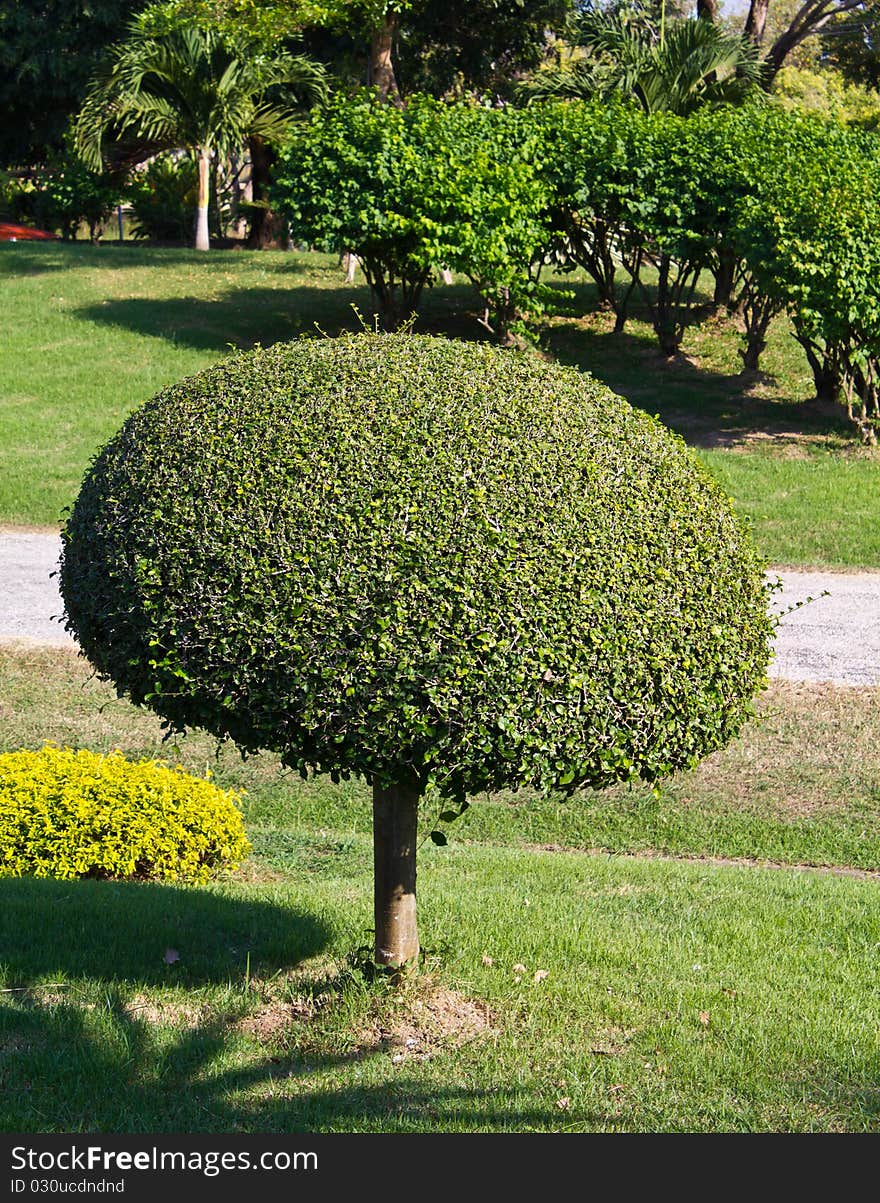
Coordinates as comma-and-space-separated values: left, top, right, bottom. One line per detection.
75, 282, 486, 353
548, 315, 852, 449
0, 877, 330, 987
0, 877, 567, 1131
2, 991, 877, 1131
0, 995, 564, 1132
0, 246, 76, 277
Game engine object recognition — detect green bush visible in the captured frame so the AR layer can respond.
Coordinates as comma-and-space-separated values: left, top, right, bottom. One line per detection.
422, 101, 559, 343
536, 99, 880, 396
272, 92, 445, 328
772, 66, 880, 131
272, 93, 557, 339
4, 138, 123, 242
127, 155, 198, 243
0, 745, 250, 882
60, 333, 772, 798
537, 101, 762, 352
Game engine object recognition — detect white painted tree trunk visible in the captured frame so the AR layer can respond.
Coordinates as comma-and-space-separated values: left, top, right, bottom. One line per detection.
195, 149, 211, 251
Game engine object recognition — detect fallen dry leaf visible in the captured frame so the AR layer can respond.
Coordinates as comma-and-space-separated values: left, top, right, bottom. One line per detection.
556, 1097, 571, 1111
533, 969, 549, 982
512, 963, 527, 974
481, 955, 494, 966
699, 1011, 710, 1026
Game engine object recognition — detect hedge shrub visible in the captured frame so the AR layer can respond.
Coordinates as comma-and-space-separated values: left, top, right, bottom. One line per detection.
540, 98, 880, 411
0, 745, 250, 882
273, 93, 880, 400
60, 333, 773, 801
272, 92, 557, 339
272, 92, 448, 328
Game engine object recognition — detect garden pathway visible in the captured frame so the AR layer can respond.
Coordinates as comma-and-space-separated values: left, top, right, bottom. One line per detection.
1, 531, 879, 685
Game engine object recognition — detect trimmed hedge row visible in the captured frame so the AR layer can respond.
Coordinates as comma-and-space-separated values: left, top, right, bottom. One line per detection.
273, 96, 880, 439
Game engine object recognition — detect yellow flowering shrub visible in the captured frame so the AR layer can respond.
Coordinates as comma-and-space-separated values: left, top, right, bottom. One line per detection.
0, 745, 250, 882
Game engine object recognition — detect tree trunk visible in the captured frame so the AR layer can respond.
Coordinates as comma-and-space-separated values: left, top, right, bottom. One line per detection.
195, 148, 211, 251
744, 0, 865, 84
796, 332, 842, 406
713, 248, 737, 310
652, 253, 682, 357
764, 27, 816, 81
740, 334, 766, 372
246, 135, 286, 249
370, 10, 402, 104
373, 776, 420, 970
697, 0, 718, 20
744, 0, 770, 45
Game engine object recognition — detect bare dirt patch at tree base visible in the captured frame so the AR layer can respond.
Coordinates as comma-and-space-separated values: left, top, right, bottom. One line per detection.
233, 978, 497, 1062
359, 982, 497, 1064
236, 997, 318, 1041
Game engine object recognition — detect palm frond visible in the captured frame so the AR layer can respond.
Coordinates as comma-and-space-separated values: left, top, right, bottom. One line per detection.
519, 57, 605, 102
518, 13, 762, 116
74, 23, 326, 169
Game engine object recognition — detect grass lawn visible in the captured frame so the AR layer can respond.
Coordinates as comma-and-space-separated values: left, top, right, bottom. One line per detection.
1, 645, 879, 1132
2, 242, 878, 568
2, 851, 878, 1133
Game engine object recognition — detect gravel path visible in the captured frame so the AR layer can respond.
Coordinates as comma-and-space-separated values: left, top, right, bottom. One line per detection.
1, 532, 879, 685
0, 532, 71, 647
767, 570, 880, 686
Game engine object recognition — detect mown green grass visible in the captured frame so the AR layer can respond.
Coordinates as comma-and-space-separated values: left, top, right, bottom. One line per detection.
0, 245, 364, 526
549, 296, 880, 572
1, 830, 879, 1132
1, 645, 879, 1132
699, 451, 880, 570
2, 242, 878, 567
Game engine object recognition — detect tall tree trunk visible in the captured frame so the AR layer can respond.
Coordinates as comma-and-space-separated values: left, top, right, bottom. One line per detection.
746, 0, 862, 84
744, 0, 770, 45
246, 135, 286, 250
373, 775, 420, 970
764, 26, 823, 81
697, 0, 718, 20
370, 10, 402, 104
713, 247, 738, 310
195, 148, 211, 251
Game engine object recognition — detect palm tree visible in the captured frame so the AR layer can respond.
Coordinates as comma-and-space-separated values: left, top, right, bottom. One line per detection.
75, 22, 326, 250
522, 13, 762, 115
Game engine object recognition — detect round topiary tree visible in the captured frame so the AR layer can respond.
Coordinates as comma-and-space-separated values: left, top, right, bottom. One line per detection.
60, 334, 773, 970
